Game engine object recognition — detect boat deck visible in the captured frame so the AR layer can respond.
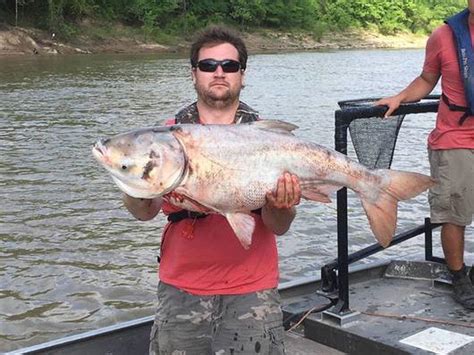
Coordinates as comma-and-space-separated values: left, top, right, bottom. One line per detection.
285, 331, 343, 354
8, 260, 474, 355
282, 260, 474, 354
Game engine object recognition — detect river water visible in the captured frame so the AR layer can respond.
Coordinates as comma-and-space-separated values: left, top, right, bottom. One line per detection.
1, 49, 472, 351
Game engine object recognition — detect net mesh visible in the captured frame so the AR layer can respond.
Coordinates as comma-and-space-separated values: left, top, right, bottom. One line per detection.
338, 98, 404, 169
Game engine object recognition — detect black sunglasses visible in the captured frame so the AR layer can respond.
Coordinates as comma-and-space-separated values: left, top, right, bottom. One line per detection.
195, 59, 243, 73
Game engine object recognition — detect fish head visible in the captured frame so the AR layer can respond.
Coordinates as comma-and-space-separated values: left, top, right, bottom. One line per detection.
92, 127, 186, 199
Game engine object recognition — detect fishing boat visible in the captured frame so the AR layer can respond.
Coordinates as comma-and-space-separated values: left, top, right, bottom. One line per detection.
6, 259, 473, 354
7, 97, 474, 355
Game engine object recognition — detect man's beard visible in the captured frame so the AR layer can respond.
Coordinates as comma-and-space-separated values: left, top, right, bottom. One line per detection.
195, 82, 241, 109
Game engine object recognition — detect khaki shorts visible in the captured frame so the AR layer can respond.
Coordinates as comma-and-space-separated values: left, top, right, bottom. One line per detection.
428, 148, 473, 226
149, 282, 285, 355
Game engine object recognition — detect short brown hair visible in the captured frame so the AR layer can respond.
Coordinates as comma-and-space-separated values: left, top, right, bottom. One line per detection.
190, 25, 248, 70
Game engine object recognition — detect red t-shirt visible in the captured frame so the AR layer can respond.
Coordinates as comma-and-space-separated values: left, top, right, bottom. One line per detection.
423, 23, 474, 149
157, 119, 279, 295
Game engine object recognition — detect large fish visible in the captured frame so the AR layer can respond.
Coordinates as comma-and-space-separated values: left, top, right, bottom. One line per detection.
92, 120, 435, 249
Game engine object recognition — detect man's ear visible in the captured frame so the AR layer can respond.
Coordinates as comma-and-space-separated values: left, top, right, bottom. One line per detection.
191, 70, 196, 85
241, 71, 246, 88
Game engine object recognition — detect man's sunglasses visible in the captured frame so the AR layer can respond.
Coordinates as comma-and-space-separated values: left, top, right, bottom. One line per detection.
195, 59, 243, 73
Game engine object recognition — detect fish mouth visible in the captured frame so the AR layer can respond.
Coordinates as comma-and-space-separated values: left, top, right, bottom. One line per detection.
92, 140, 107, 161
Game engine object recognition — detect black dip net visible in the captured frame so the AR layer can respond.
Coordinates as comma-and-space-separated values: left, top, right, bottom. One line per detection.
337, 96, 440, 169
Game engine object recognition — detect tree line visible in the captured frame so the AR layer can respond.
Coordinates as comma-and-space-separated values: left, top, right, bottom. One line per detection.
0, 0, 468, 40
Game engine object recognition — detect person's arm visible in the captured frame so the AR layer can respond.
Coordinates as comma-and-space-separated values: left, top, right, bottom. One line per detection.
122, 194, 163, 221
261, 172, 301, 235
375, 71, 440, 118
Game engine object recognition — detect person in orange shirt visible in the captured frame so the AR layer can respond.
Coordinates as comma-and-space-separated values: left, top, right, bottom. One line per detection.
124, 26, 301, 354
376, 1, 474, 309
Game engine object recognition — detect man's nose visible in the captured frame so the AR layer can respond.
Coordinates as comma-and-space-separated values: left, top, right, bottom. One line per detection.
213, 64, 225, 76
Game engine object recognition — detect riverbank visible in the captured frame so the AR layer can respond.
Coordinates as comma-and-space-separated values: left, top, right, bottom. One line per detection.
0, 23, 428, 57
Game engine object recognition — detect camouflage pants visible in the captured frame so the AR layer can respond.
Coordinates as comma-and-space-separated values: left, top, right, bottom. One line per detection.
149, 282, 285, 355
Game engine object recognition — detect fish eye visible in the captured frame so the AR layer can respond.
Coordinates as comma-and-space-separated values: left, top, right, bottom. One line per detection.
119, 158, 134, 172
116, 157, 136, 174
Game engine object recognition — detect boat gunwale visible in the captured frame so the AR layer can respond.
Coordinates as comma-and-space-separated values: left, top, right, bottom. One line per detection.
5, 259, 392, 354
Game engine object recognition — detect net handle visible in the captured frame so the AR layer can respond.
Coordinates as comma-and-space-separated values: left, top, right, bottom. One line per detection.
336, 95, 440, 122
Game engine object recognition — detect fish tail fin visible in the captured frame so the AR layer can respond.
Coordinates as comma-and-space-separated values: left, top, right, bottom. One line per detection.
361, 169, 435, 248
383, 169, 436, 200
360, 194, 398, 248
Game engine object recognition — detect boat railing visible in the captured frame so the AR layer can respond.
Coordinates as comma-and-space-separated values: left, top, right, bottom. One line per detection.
321, 95, 444, 323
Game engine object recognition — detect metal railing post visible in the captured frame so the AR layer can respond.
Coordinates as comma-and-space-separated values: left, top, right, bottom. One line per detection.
424, 217, 445, 264
321, 111, 360, 325
425, 217, 433, 261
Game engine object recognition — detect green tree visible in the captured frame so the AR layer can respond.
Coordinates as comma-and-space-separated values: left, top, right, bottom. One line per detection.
229, 0, 266, 29
0, 0, 469, 39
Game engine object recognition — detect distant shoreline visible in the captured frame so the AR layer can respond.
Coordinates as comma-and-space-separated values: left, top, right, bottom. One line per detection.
0, 25, 428, 57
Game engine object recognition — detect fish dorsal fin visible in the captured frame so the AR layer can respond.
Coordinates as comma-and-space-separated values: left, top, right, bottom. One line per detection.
251, 120, 298, 135
225, 212, 256, 249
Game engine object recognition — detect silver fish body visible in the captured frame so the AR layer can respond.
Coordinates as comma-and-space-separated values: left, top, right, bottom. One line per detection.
93, 120, 435, 248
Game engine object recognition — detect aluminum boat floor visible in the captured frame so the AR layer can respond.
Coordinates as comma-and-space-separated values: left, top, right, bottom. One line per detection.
284, 331, 344, 354
9, 260, 471, 355
284, 260, 474, 354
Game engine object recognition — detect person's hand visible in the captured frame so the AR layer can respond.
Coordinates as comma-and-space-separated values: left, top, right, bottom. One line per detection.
374, 96, 403, 118
123, 194, 162, 221
265, 172, 301, 209
166, 191, 186, 203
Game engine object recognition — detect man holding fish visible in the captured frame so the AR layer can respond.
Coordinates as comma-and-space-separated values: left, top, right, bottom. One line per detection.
124, 26, 301, 354
93, 25, 435, 354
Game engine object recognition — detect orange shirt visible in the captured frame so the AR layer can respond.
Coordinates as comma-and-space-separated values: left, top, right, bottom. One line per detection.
423, 23, 474, 149
157, 119, 279, 295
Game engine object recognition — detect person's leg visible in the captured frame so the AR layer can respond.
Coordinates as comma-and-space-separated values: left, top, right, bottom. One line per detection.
429, 148, 474, 309
212, 288, 285, 354
441, 223, 465, 271
440, 223, 474, 308
149, 282, 214, 355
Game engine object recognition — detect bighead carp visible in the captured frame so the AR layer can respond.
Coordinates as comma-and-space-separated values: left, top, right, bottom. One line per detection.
92, 120, 435, 249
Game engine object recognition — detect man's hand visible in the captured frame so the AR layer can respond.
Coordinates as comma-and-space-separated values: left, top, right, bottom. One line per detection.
262, 172, 301, 235
265, 172, 301, 209
166, 191, 186, 203
374, 95, 403, 118
374, 71, 440, 119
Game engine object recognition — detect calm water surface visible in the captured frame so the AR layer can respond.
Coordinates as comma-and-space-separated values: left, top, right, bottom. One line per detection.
1, 49, 472, 351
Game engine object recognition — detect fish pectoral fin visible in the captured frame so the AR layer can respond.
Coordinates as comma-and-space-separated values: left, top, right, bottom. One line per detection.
300, 181, 342, 203
301, 191, 332, 203
225, 213, 256, 250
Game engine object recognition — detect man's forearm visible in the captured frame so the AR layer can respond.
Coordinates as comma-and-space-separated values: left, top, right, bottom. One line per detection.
397, 72, 440, 103
261, 205, 296, 236
123, 194, 162, 221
